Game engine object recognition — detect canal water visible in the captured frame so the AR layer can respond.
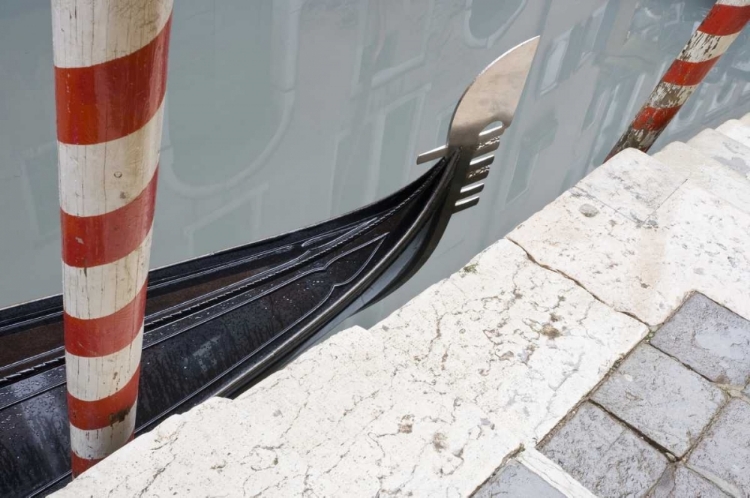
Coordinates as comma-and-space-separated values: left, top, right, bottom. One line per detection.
1, 0, 749, 331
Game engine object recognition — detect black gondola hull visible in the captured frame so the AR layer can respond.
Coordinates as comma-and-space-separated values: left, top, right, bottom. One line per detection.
0, 152, 463, 497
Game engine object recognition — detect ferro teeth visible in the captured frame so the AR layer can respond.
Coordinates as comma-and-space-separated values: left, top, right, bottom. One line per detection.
416, 145, 448, 165
453, 195, 481, 213
459, 183, 485, 198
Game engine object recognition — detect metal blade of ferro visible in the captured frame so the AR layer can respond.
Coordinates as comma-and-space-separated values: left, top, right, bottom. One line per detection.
416, 36, 540, 213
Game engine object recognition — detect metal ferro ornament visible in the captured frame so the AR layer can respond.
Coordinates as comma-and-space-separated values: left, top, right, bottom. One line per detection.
0, 37, 539, 497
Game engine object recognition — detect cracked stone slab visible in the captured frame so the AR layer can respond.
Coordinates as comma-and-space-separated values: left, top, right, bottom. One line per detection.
688, 399, 750, 497
53, 241, 645, 497
369, 240, 646, 444
474, 459, 565, 498
648, 465, 728, 498
651, 293, 750, 386
508, 153, 750, 326
574, 148, 687, 224
55, 328, 525, 498
653, 142, 750, 215
540, 402, 668, 498
591, 344, 725, 457
687, 128, 750, 180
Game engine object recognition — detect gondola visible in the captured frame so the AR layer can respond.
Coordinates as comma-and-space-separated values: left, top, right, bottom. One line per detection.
0, 38, 539, 497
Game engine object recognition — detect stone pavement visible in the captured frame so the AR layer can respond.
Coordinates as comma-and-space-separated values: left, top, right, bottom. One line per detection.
53, 116, 750, 497
539, 293, 750, 497
475, 460, 566, 498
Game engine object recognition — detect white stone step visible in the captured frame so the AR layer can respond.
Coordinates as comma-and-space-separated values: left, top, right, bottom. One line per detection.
653, 142, 750, 214
509, 147, 750, 327
574, 148, 686, 224
687, 128, 750, 180
740, 112, 750, 127
716, 119, 750, 149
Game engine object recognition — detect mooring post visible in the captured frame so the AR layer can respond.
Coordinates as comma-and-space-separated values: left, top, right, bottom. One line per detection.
607, 0, 750, 159
52, 0, 173, 476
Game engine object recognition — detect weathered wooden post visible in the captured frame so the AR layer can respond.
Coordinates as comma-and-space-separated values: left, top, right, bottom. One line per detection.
608, 0, 750, 158
52, 0, 173, 476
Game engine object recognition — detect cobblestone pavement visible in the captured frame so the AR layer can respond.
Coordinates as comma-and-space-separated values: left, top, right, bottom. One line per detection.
475, 460, 565, 498
533, 293, 750, 498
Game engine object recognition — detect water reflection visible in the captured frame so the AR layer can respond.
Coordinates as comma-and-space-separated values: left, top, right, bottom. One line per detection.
0, 0, 748, 330
466, 0, 526, 48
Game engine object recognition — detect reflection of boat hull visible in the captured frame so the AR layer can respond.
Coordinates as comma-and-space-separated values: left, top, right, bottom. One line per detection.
0, 151, 461, 497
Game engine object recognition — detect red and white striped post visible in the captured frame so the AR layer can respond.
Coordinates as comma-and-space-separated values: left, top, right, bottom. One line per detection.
608, 0, 750, 158
52, 0, 173, 476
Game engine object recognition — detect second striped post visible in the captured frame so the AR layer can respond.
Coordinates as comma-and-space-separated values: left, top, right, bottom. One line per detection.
608, 0, 750, 158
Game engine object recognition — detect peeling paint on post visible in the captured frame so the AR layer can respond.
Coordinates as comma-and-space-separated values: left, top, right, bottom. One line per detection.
51, 0, 173, 477
608, 0, 750, 158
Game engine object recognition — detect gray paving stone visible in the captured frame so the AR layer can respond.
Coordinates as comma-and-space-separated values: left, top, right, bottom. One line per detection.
648, 465, 728, 498
474, 460, 565, 498
540, 402, 667, 498
651, 293, 750, 386
591, 344, 725, 457
688, 399, 750, 497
